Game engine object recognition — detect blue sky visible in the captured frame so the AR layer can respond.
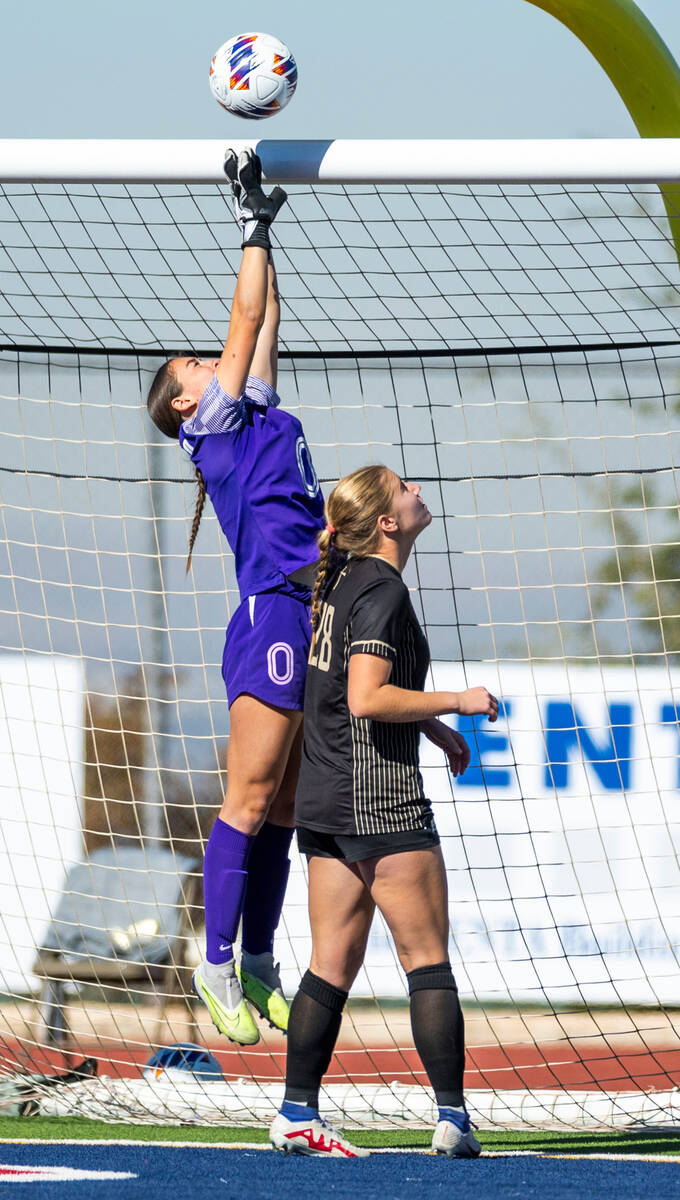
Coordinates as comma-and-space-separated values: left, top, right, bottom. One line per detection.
2, 0, 680, 140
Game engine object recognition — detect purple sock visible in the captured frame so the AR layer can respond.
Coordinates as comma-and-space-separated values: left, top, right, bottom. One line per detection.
203, 817, 255, 965
241, 822, 294, 956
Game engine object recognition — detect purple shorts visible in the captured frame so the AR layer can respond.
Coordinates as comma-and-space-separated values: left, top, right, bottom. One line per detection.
222, 583, 312, 711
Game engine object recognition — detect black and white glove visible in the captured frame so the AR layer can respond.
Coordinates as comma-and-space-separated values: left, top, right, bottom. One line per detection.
224, 148, 287, 251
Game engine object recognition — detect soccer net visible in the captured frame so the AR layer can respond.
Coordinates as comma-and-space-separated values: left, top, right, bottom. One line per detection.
0, 141, 679, 1129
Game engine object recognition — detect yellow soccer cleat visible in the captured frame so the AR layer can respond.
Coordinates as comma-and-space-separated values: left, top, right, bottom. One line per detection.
192, 961, 260, 1046
238, 952, 290, 1033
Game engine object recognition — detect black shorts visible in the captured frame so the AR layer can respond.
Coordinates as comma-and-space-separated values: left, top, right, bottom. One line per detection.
297, 823, 440, 864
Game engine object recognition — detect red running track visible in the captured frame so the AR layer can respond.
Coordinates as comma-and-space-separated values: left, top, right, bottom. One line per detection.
7, 1039, 680, 1092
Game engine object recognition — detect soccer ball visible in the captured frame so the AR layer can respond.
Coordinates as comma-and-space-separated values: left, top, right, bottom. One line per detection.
209, 32, 298, 120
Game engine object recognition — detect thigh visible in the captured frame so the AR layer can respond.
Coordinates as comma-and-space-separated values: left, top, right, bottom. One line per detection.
222, 695, 302, 826
358, 846, 449, 974
307, 854, 375, 992
267, 721, 303, 827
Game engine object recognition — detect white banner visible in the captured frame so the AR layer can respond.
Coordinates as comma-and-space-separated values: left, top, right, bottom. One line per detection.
0, 656, 84, 992
282, 664, 680, 1005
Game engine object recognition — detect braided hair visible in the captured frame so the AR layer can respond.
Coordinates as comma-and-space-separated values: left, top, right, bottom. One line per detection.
310, 464, 396, 633
310, 526, 335, 634
185, 469, 207, 573
147, 357, 206, 573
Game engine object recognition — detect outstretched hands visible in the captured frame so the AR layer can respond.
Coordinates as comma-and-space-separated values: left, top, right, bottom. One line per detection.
224, 148, 287, 250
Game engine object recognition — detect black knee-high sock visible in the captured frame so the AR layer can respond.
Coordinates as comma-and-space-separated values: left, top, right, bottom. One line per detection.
284, 970, 348, 1107
407, 961, 465, 1108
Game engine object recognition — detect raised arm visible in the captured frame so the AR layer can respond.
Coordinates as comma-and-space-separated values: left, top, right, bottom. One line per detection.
216, 246, 269, 399
216, 150, 286, 399
248, 255, 280, 390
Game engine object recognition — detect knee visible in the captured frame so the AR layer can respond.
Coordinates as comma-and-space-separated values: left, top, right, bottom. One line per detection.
221, 779, 279, 833
395, 934, 450, 977
310, 945, 364, 993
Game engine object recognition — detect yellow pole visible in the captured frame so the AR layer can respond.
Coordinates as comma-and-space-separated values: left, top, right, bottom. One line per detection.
525, 0, 680, 259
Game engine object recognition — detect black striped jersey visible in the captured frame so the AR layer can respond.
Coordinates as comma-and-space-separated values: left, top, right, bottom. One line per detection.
295, 555, 432, 835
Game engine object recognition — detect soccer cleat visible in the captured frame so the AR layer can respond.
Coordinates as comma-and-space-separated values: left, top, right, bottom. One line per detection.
432, 1110, 482, 1158
238, 952, 290, 1033
192, 960, 260, 1046
269, 1113, 370, 1157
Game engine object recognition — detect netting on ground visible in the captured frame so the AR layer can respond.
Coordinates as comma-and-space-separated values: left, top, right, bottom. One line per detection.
0, 179, 679, 1128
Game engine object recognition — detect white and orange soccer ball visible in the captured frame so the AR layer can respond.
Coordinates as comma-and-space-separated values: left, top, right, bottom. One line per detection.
209, 32, 298, 120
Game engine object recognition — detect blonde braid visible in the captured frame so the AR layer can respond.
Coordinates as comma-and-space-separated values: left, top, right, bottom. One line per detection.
310, 528, 334, 633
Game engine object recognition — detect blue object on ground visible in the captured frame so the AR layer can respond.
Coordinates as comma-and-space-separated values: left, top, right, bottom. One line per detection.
143, 1043, 224, 1081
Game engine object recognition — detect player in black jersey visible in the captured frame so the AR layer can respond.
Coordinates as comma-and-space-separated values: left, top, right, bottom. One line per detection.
269, 464, 499, 1159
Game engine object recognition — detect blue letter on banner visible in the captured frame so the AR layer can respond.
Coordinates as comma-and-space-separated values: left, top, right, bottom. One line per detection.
660, 702, 680, 787
544, 701, 632, 790
456, 701, 512, 789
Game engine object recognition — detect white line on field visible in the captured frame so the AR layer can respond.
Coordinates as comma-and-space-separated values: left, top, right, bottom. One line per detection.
1, 1139, 679, 1162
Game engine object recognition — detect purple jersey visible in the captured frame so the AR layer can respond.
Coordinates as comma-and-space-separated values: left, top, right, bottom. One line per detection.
179, 374, 325, 600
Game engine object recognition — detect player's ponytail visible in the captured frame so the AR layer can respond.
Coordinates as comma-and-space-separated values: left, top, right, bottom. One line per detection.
311, 526, 334, 632
145, 358, 208, 572
311, 464, 396, 629
146, 360, 184, 439
186, 468, 207, 574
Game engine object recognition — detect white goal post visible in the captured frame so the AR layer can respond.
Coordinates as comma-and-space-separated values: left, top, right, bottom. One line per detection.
1, 137, 680, 184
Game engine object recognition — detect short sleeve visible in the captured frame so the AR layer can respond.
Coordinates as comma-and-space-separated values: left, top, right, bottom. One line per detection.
182, 373, 282, 438
348, 577, 409, 663
182, 375, 245, 436
243, 375, 281, 410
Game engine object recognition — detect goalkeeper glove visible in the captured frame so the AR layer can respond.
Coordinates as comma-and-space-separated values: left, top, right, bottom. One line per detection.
224, 148, 287, 251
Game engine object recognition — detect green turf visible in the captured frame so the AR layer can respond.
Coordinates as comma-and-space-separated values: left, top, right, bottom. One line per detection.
0, 1116, 678, 1155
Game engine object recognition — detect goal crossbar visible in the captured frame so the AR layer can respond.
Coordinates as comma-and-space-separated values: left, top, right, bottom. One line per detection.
2, 138, 680, 184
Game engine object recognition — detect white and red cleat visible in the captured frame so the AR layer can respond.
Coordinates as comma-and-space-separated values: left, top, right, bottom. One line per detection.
269, 1113, 370, 1157
432, 1113, 481, 1158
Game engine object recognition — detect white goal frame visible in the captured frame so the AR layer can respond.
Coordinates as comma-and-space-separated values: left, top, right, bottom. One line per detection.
1, 140, 679, 1131
1, 137, 680, 184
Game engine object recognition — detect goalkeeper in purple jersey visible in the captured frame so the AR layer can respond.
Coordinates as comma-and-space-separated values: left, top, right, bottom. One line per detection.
147, 149, 324, 1045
